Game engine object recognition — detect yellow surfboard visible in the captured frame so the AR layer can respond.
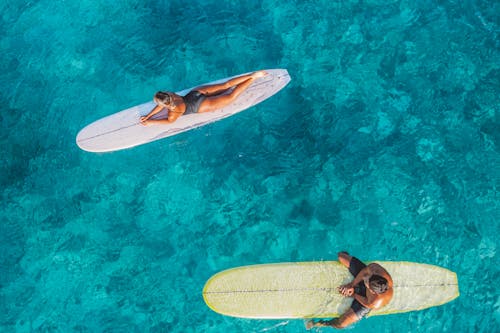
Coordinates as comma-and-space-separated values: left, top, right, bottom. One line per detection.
202, 261, 459, 319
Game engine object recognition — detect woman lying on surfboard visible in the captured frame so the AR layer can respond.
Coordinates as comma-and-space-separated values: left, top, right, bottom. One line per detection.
306, 252, 393, 329
140, 70, 267, 125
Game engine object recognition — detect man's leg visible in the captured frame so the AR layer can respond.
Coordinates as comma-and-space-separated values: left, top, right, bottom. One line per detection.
305, 309, 361, 330
338, 252, 367, 277
332, 308, 362, 329
338, 252, 352, 268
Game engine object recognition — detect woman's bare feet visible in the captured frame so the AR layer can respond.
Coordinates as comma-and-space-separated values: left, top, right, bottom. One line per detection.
251, 70, 267, 79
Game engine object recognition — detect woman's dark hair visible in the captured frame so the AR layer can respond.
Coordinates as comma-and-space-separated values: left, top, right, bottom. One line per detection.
369, 275, 388, 294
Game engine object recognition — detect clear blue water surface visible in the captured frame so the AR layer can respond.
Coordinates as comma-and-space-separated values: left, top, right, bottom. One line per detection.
1, 0, 499, 332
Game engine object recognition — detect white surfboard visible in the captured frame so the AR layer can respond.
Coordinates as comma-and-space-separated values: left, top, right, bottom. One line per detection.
203, 261, 459, 319
76, 69, 291, 152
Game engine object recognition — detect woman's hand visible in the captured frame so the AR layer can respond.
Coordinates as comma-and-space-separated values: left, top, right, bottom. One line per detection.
140, 117, 152, 126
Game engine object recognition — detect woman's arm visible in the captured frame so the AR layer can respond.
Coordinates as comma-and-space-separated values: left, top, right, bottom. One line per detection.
143, 118, 175, 125
141, 109, 181, 125
141, 104, 164, 122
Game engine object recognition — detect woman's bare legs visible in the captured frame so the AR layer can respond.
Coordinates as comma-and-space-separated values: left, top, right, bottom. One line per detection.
197, 71, 267, 113
195, 71, 267, 96
194, 76, 249, 96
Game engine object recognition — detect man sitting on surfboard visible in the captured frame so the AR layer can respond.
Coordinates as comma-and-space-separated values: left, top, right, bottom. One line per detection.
140, 71, 267, 125
306, 252, 393, 329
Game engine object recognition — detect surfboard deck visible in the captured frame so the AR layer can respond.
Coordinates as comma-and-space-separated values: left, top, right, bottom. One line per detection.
202, 261, 459, 319
76, 69, 291, 152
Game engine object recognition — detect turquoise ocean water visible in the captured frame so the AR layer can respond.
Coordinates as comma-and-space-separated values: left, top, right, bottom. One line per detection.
1, 0, 499, 332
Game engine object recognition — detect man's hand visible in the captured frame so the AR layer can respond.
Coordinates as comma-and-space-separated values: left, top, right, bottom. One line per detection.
338, 283, 354, 297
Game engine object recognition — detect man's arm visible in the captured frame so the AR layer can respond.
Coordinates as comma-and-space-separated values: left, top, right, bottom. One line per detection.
338, 265, 372, 293
352, 292, 371, 307
354, 291, 388, 310
350, 265, 373, 286
350, 263, 391, 287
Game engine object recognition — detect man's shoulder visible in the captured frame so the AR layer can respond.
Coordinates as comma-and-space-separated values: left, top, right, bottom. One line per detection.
368, 263, 393, 282
367, 262, 386, 271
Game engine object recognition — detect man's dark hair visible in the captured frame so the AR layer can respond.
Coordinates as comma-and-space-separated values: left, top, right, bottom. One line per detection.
369, 275, 388, 294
